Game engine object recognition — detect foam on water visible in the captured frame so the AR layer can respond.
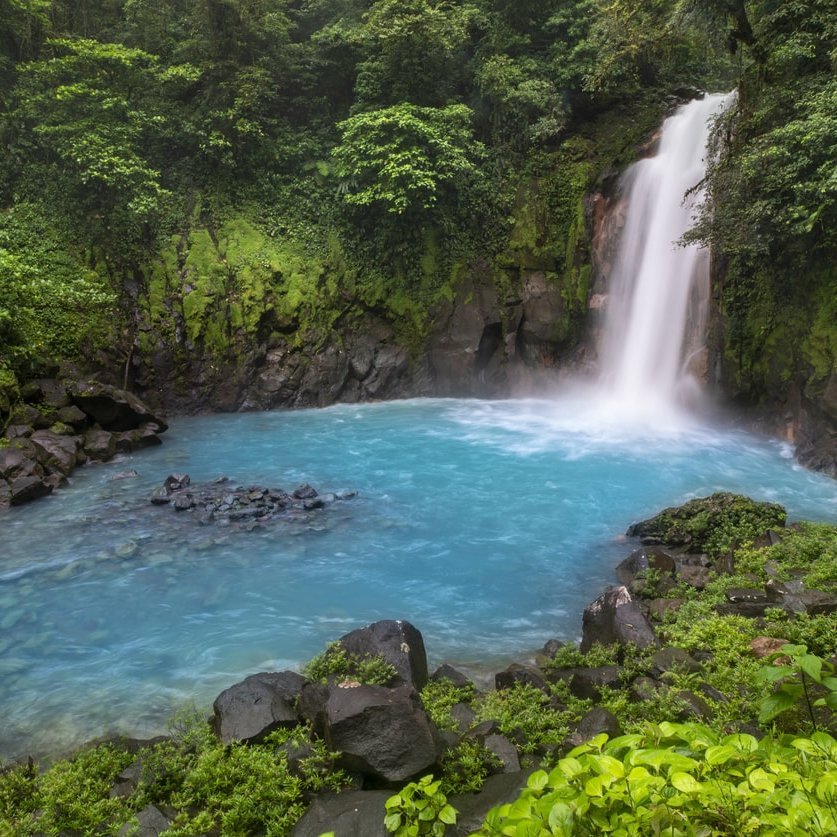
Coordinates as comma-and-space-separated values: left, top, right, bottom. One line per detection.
0, 397, 834, 758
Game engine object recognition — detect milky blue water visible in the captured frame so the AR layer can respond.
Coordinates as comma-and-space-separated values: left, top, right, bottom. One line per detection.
1, 396, 835, 758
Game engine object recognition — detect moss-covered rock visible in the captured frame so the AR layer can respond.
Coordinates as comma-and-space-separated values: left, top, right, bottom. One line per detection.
626, 493, 787, 558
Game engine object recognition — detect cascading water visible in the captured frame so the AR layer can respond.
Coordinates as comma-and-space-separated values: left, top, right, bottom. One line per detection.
599, 93, 734, 415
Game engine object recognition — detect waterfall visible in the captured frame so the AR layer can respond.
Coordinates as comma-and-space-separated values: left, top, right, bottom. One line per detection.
599, 93, 733, 417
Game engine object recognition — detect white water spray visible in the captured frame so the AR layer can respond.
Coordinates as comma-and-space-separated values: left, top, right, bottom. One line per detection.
598, 93, 733, 419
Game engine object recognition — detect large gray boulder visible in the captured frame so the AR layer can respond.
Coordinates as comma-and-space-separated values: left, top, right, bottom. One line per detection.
0, 448, 41, 481
20, 378, 71, 408
324, 684, 440, 782
83, 428, 118, 462
615, 547, 677, 591
117, 804, 171, 837
69, 380, 168, 433
8, 474, 52, 505
580, 586, 658, 652
338, 620, 428, 690
212, 671, 306, 744
30, 430, 82, 476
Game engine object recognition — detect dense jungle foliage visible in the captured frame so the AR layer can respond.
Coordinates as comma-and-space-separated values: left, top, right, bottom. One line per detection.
0, 0, 833, 417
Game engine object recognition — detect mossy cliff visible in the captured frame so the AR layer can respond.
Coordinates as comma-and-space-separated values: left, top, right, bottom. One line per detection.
127, 141, 599, 413
710, 257, 837, 475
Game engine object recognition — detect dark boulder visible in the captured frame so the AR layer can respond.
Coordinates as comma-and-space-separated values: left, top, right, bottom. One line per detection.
298, 681, 331, 736
495, 664, 549, 694
676, 690, 713, 720
8, 403, 52, 430
676, 565, 713, 590
569, 666, 623, 701
30, 430, 81, 476
715, 601, 772, 618
56, 404, 88, 429
20, 378, 71, 408
580, 586, 657, 652
564, 708, 622, 751
450, 771, 533, 837
212, 672, 305, 744
117, 804, 172, 837
431, 664, 473, 689
646, 598, 685, 621
338, 620, 428, 690
615, 547, 677, 590
0, 448, 41, 481
630, 676, 661, 702
650, 648, 702, 678
116, 425, 163, 453
450, 702, 477, 733
9, 474, 52, 505
2, 425, 32, 440
291, 790, 391, 837
324, 684, 440, 782
83, 428, 118, 462
69, 380, 168, 433
724, 588, 768, 604
110, 759, 144, 799
482, 734, 520, 773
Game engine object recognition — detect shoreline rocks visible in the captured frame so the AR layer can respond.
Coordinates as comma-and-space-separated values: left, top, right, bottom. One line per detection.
1, 378, 167, 509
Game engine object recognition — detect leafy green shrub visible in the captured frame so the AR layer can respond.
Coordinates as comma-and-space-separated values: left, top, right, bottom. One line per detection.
28, 744, 133, 836
734, 522, 837, 594
763, 612, 837, 658
420, 679, 476, 732
440, 739, 503, 796
473, 724, 837, 836
0, 760, 39, 833
543, 643, 618, 673
165, 742, 304, 836
758, 644, 837, 733
475, 684, 577, 756
384, 774, 457, 837
302, 642, 398, 686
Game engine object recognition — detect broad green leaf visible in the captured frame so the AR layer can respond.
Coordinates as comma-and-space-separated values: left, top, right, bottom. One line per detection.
748, 768, 775, 793
384, 812, 402, 831
670, 772, 701, 793
758, 690, 798, 722
555, 758, 583, 780
527, 770, 549, 791
705, 745, 738, 765
439, 804, 457, 825
799, 654, 823, 682
584, 775, 606, 797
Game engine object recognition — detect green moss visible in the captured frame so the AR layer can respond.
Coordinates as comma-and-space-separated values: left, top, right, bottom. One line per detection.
628, 492, 787, 558
0, 361, 19, 416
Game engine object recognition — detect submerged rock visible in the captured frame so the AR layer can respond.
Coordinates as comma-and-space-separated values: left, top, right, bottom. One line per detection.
148, 473, 356, 529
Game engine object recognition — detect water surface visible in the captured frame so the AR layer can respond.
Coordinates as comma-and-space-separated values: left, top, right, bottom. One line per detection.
1, 396, 835, 758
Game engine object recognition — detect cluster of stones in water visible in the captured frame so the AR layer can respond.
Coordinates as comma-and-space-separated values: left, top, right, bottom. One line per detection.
149, 473, 357, 526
